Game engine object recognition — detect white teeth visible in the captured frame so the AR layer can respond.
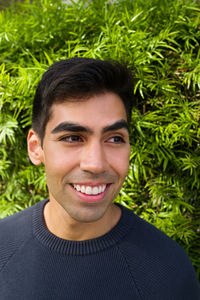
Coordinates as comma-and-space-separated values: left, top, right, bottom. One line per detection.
73, 184, 107, 195
81, 186, 85, 193
102, 185, 106, 192
92, 187, 99, 195
85, 186, 92, 195
75, 184, 81, 191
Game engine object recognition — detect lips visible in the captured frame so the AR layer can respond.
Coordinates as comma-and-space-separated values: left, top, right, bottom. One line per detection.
72, 184, 107, 195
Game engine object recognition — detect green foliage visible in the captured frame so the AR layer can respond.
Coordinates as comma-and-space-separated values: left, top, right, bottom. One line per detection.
0, 0, 199, 279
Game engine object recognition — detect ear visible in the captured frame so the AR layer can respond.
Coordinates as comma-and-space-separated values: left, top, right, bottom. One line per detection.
27, 129, 44, 165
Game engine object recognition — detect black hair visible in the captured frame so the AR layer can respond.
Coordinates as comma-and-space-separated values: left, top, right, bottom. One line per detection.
32, 57, 135, 142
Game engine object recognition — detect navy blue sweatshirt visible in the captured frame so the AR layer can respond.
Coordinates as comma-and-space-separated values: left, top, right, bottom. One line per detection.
0, 199, 199, 299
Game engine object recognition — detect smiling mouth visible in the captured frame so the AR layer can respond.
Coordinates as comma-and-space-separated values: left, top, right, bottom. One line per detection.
71, 184, 107, 195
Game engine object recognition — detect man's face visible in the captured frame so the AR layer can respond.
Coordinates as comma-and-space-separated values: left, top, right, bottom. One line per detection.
36, 92, 130, 223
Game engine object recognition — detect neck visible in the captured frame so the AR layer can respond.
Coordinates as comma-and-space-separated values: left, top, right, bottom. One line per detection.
43, 199, 121, 241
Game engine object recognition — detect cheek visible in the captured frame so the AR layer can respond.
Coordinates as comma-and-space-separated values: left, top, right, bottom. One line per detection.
107, 147, 130, 179
43, 148, 80, 175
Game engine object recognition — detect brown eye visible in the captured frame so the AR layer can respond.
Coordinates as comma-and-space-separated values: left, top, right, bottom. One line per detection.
60, 135, 83, 143
107, 136, 125, 143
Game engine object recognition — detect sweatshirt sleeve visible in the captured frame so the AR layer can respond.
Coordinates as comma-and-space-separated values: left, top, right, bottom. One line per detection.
118, 213, 200, 300
0, 206, 33, 273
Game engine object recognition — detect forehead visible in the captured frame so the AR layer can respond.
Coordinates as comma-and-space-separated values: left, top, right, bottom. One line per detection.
47, 93, 127, 131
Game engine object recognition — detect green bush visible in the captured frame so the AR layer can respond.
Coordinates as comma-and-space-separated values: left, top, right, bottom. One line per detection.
0, 0, 199, 279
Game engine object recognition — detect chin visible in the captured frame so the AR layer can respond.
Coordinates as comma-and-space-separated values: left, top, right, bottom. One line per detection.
65, 203, 110, 224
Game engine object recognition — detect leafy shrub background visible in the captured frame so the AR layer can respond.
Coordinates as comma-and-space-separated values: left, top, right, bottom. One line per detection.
0, 0, 199, 279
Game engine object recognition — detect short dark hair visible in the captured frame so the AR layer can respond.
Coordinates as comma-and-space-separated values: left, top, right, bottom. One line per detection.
32, 57, 135, 142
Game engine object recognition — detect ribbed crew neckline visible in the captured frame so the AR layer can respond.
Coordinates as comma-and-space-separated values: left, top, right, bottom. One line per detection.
32, 199, 135, 256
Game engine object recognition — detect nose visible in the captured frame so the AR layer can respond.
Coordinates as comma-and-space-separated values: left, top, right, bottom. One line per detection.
80, 140, 107, 174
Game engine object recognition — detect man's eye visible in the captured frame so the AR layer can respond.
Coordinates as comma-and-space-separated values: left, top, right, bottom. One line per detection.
60, 135, 83, 143
107, 136, 125, 143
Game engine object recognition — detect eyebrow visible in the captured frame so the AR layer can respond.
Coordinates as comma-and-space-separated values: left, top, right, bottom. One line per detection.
51, 119, 129, 135
102, 120, 129, 133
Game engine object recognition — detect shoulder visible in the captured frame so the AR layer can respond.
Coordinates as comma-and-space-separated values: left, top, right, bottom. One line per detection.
118, 204, 183, 254
0, 200, 45, 272
118, 205, 200, 299
119, 204, 192, 263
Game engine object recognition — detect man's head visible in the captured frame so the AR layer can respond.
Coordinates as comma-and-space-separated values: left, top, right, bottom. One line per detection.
28, 57, 135, 225
32, 57, 135, 144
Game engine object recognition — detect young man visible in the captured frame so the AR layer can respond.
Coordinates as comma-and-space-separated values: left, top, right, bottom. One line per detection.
0, 58, 199, 299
